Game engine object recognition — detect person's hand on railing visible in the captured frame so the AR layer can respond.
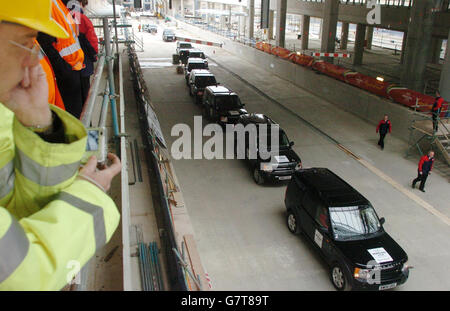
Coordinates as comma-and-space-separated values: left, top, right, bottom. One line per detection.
78, 153, 122, 192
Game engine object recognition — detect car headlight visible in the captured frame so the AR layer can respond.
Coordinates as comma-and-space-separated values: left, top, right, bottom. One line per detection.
220, 116, 228, 122
354, 268, 371, 280
260, 163, 273, 172
295, 162, 302, 171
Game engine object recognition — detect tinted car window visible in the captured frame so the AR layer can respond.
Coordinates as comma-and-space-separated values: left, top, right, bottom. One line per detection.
188, 63, 206, 71
215, 95, 241, 110
315, 205, 329, 230
180, 43, 192, 48
258, 129, 291, 149
329, 205, 381, 241
190, 52, 205, 58
195, 76, 216, 88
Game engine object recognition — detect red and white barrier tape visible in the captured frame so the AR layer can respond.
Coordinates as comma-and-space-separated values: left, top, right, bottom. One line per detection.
176, 36, 223, 48
311, 52, 351, 58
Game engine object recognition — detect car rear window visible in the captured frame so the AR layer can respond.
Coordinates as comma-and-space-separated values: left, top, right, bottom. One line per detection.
195, 76, 216, 88
215, 95, 241, 110
188, 62, 207, 71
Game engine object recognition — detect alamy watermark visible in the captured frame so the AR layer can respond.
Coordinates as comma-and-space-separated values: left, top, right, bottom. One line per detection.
170, 116, 283, 165
366, 0, 381, 25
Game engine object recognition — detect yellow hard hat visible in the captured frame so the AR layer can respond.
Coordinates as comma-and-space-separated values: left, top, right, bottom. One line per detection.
0, 0, 69, 38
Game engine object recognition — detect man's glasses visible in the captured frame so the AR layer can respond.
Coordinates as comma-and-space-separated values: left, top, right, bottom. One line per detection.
9, 40, 42, 59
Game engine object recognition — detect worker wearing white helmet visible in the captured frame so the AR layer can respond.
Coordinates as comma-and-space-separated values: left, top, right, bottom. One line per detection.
0, 0, 121, 290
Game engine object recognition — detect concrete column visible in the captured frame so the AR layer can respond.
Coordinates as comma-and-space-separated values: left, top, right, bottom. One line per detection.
220, 4, 226, 29
268, 10, 275, 40
318, 18, 323, 40
340, 22, 349, 50
301, 15, 310, 50
276, 0, 287, 47
439, 29, 450, 102
180, 0, 184, 17
400, 31, 408, 64
353, 23, 366, 66
248, 0, 255, 38
429, 38, 443, 64
320, 0, 339, 62
401, 0, 439, 92
239, 15, 246, 38
365, 26, 374, 50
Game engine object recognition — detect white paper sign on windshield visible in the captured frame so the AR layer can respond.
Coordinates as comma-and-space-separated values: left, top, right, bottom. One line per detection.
367, 247, 393, 264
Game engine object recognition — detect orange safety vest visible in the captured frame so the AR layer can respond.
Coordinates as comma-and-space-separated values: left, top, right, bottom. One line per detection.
51, 0, 85, 71
39, 49, 66, 111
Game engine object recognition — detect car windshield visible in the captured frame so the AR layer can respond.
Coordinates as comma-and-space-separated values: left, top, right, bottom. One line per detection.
190, 52, 205, 58
215, 95, 242, 110
164, 30, 174, 35
180, 43, 192, 49
188, 62, 206, 71
329, 205, 382, 241
259, 129, 291, 149
195, 76, 216, 88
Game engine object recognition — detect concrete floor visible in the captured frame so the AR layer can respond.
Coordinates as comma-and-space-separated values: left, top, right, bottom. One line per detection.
134, 19, 450, 291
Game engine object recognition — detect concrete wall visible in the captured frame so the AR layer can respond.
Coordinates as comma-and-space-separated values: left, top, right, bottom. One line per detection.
177, 19, 420, 143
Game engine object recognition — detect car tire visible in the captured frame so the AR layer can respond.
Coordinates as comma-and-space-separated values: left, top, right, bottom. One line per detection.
253, 167, 265, 185
286, 210, 301, 235
330, 263, 352, 291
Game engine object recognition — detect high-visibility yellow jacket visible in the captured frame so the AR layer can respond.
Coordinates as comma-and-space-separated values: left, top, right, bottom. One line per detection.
0, 103, 120, 290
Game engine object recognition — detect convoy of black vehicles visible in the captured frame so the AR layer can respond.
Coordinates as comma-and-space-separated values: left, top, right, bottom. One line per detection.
234, 113, 302, 184
188, 69, 217, 103
175, 43, 410, 291
285, 168, 410, 291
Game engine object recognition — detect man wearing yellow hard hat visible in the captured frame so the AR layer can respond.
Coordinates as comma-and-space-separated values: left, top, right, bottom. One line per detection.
0, 0, 121, 290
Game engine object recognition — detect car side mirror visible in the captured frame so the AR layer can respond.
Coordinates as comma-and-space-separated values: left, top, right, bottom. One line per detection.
379, 217, 385, 226
289, 141, 295, 147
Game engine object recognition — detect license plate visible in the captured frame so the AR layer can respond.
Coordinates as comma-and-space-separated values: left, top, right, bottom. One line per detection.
379, 283, 397, 290
279, 176, 292, 181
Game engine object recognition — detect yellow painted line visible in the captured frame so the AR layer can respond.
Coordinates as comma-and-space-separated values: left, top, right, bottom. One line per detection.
338, 143, 450, 227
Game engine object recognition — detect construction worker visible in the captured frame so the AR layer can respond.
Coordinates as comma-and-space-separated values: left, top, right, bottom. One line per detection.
66, 0, 99, 105
412, 151, 435, 193
0, 0, 121, 290
376, 114, 392, 150
38, 0, 85, 119
39, 41, 66, 110
432, 90, 444, 133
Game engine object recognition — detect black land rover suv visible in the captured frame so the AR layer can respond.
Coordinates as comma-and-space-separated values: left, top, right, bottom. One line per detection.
234, 113, 302, 184
201, 86, 247, 125
188, 70, 217, 104
284, 168, 410, 291
184, 58, 209, 84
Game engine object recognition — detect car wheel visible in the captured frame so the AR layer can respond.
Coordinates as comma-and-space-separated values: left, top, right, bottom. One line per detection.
330, 263, 352, 291
286, 210, 300, 235
253, 167, 265, 185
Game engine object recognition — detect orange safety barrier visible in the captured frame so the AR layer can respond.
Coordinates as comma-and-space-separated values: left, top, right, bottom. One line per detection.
387, 87, 448, 117
344, 72, 390, 98
270, 46, 292, 59
312, 61, 349, 82
253, 41, 447, 117
262, 42, 272, 54
288, 53, 315, 67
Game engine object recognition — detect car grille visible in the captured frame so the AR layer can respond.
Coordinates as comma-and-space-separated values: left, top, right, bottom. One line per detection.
379, 262, 403, 282
273, 163, 296, 174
